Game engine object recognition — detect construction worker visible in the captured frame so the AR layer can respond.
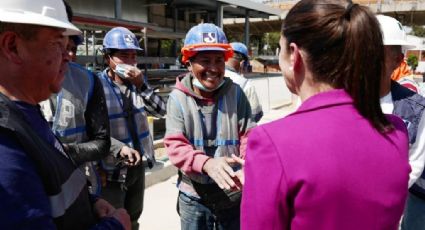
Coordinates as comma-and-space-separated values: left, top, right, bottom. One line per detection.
0, 0, 130, 229
377, 15, 425, 230
165, 23, 255, 230
98, 26, 166, 229
225, 42, 263, 122
40, 1, 110, 196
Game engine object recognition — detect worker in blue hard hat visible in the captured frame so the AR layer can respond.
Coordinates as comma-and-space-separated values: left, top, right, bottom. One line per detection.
165, 23, 255, 230
97, 26, 166, 230
226, 42, 263, 122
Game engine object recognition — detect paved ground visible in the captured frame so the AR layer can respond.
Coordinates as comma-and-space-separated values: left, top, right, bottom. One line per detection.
138, 102, 298, 229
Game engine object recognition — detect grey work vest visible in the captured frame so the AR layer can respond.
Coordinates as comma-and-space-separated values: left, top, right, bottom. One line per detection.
168, 84, 242, 184
98, 69, 154, 182
40, 62, 100, 195
391, 81, 425, 199
0, 93, 96, 230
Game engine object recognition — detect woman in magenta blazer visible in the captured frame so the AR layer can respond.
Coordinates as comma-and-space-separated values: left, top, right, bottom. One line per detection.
240, 0, 411, 229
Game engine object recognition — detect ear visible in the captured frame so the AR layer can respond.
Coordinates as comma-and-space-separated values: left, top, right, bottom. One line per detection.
187, 62, 193, 71
288, 42, 303, 72
0, 32, 23, 64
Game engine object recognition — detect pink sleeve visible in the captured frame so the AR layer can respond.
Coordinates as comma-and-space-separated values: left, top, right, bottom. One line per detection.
241, 126, 289, 230
164, 133, 210, 174
239, 128, 252, 159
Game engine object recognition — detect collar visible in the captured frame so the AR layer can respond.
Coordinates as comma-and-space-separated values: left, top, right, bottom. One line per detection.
292, 89, 353, 115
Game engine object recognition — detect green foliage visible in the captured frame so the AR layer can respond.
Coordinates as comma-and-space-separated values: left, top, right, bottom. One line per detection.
411, 25, 425, 37
407, 54, 419, 71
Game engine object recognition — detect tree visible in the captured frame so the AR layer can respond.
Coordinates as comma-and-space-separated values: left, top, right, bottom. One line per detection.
407, 54, 419, 72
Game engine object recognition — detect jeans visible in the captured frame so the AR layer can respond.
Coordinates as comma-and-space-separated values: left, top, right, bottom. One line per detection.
178, 192, 240, 230
101, 165, 145, 230
401, 192, 425, 230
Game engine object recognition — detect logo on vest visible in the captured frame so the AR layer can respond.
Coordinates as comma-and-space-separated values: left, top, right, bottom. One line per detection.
58, 99, 75, 127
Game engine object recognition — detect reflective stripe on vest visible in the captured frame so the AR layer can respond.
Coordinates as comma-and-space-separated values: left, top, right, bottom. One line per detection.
169, 83, 241, 183
49, 168, 87, 218
98, 70, 154, 181
40, 63, 100, 195
41, 62, 93, 144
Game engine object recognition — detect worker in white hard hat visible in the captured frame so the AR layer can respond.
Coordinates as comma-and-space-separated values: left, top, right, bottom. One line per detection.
225, 42, 263, 122
377, 14, 425, 230
0, 0, 130, 229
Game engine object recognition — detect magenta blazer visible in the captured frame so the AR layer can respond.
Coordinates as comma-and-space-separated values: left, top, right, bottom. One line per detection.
241, 89, 410, 230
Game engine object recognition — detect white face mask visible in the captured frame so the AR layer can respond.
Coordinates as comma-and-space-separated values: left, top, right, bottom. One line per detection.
109, 56, 137, 79
189, 61, 225, 92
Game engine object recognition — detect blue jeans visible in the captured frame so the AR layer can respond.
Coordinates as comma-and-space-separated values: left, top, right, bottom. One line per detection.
401, 193, 425, 230
178, 192, 240, 230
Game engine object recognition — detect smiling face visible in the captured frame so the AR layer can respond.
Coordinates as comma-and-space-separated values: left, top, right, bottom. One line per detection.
189, 51, 225, 92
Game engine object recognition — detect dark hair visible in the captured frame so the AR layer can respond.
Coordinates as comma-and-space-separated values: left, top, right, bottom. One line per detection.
282, 0, 391, 132
63, 1, 73, 22
0, 22, 39, 40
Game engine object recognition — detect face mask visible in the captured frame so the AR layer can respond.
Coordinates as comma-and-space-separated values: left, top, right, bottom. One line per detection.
109, 56, 137, 79
192, 77, 225, 92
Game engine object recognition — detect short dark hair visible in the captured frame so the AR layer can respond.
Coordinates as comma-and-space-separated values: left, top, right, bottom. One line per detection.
282, 0, 390, 132
63, 1, 73, 22
0, 22, 39, 40
232, 52, 246, 62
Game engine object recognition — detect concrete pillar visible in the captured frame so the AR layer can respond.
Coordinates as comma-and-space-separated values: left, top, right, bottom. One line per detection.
216, 2, 223, 28
114, 0, 122, 19
173, 8, 179, 57
244, 9, 250, 47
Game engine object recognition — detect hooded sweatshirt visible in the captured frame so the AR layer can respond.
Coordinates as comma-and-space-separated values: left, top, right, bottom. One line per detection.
165, 73, 255, 196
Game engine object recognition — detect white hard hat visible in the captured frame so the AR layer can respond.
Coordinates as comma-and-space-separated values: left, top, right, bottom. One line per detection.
377, 15, 415, 49
0, 0, 81, 36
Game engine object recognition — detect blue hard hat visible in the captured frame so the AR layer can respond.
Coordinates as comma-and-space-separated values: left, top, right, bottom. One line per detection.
230, 42, 248, 59
181, 23, 233, 63
103, 27, 142, 51
70, 35, 84, 46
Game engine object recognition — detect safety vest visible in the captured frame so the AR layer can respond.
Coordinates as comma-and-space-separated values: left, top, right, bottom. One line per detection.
168, 84, 242, 183
40, 62, 100, 195
0, 93, 96, 229
98, 69, 154, 182
391, 81, 425, 199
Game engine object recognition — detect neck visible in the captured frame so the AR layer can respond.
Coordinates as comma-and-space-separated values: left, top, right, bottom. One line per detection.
0, 81, 38, 105
107, 68, 125, 85
380, 77, 392, 97
297, 72, 334, 102
193, 86, 215, 98
298, 83, 335, 102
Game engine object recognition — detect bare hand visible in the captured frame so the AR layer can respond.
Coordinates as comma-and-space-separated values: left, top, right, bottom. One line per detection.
203, 157, 236, 190
93, 198, 115, 218
108, 208, 131, 230
125, 66, 144, 88
119, 146, 141, 166
228, 154, 245, 189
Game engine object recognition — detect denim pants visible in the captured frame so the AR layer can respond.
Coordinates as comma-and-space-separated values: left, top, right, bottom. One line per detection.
401, 192, 425, 230
178, 192, 240, 230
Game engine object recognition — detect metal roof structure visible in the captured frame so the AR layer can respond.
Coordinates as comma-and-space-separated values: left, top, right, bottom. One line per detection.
166, 0, 281, 18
